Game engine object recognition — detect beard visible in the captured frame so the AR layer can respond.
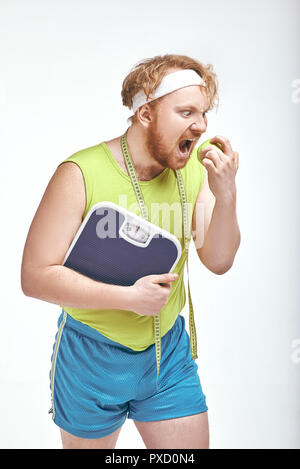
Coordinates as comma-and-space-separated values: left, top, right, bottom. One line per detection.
144, 115, 189, 171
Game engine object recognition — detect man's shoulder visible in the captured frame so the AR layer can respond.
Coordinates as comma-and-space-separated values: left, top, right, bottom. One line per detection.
68, 141, 105, 159
62, 141, 106, 167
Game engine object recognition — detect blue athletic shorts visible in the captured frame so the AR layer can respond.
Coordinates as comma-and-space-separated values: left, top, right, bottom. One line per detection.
49, 310, 208, 439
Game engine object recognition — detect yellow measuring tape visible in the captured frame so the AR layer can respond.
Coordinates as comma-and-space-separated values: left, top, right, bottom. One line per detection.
121, 130, 198, 384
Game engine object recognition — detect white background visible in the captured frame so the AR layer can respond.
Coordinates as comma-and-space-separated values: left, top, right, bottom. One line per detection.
0, 0, 299, 449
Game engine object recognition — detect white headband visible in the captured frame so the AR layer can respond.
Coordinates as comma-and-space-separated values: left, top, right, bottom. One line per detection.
130, 69, 206, 116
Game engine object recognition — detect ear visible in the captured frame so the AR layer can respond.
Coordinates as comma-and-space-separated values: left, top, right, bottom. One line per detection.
137, 104, 155, 128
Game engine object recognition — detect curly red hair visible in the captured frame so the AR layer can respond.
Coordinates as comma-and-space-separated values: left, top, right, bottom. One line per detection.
121, 54, 218, 124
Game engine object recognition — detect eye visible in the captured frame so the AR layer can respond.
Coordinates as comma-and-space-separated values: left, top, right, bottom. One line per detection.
202, 111, 207, 118
182, 110, 192, 117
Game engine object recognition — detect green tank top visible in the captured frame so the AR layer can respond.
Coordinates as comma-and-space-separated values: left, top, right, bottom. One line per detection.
59, 141, 205, 351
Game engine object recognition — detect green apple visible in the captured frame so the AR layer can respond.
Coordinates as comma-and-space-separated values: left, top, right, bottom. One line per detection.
197, 139, 222, 163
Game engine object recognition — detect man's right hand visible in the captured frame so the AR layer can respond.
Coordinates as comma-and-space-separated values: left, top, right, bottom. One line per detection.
129, 273, 179, 317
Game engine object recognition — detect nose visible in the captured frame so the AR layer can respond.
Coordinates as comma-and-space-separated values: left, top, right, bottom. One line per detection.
190, 118, 207, 134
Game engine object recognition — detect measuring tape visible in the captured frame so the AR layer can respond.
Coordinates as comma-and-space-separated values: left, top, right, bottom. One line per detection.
176, 169, 198, 361
121, 130, 198, 384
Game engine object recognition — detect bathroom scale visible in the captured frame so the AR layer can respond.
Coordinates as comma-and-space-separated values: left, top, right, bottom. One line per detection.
62, 201, 182, 286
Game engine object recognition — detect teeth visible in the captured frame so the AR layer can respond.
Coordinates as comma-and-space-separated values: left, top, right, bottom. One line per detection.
181, 138, 196, 143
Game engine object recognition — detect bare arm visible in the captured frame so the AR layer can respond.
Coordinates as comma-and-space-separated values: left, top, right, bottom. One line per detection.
192, 169, 240, 274
21, 161, 178, 314
21, 162, 133, 309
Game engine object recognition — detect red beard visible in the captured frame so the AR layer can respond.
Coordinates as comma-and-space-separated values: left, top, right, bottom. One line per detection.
145, 116, 190, 171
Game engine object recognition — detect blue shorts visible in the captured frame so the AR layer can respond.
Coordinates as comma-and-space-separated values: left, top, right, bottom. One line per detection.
49, 311, 208, 439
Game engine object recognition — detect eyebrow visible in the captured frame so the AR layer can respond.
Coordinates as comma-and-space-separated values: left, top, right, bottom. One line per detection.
175, 104, 210, 113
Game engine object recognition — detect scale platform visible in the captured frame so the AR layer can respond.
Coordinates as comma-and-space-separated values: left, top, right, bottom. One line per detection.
63, 201, 182, 286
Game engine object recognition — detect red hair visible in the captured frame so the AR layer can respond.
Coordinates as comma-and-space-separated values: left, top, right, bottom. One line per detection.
121, 54, 218, 124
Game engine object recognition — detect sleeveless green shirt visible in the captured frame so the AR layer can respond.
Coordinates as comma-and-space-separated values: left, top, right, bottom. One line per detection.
59, 141, 205, 351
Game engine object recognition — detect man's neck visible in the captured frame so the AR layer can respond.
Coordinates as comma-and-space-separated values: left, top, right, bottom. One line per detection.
125, 125, 166, 181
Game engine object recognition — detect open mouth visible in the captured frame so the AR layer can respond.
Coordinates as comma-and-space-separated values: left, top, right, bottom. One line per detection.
178, 139, 194, 158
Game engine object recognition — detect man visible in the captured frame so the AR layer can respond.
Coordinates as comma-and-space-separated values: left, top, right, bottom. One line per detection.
21, 54, 240, 449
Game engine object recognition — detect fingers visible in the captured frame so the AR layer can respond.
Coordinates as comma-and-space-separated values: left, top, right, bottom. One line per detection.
199, 135, 239, 172
201, 148, 222, 170
210, 135, 233, 155
150, 273, 178, 284
159, 282, 172, 289
202, 149, 239, 174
